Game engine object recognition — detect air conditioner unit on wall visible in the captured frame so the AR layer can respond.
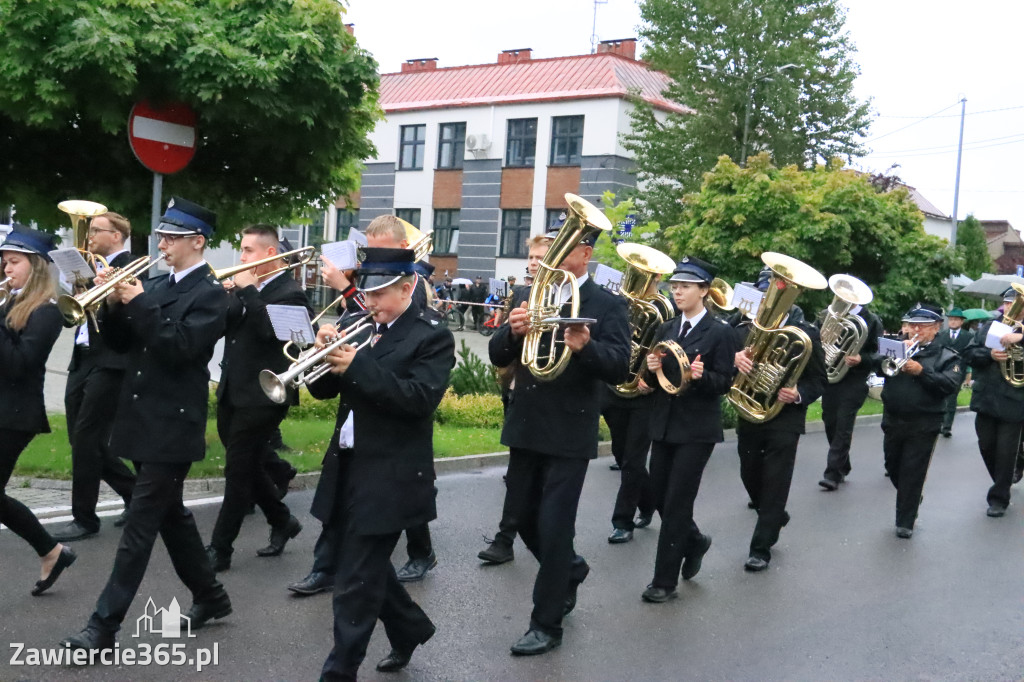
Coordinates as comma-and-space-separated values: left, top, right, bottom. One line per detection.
465, 133, 491, 152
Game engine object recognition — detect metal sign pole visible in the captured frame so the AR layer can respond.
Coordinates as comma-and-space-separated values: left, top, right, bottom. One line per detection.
149, 172, 163, 260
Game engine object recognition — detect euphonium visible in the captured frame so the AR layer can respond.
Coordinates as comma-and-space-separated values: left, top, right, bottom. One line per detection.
998, 283, 1024, 387
707, 277, 736, 313
819, 274, 874, 384
58, 200, 109, 282
728, 252, 827, 423
57, 255, 166, 328
521, 193, 612, 381
396, 218, 433, 262
611, 243, 676, 397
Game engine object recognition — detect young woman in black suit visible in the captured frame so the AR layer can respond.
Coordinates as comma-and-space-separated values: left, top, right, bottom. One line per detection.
642, 257, 737, 603
0, 225, 77, 595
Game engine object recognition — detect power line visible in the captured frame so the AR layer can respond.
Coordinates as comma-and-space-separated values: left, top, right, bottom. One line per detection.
872, 132, 1024, 155
876, 104, 1024, 119
871, 135, 1024, 159
865, 102, 960, 142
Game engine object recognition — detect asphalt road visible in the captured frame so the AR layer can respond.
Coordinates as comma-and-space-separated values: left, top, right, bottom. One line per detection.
1, 412, 1022, 682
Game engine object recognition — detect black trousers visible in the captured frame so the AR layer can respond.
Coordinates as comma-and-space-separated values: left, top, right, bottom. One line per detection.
310, 518, 429, 577
738, 426, 800, 562
649, 441, 713, 589
504, 448, 590, 638
90, 461, 224, 635
882, 413, 941, 529
975, 412, 1022, 508
821, 379, 869, 483
604, 403, 655, 530
65, 362, 136, 530
404, 522, 432, 561
321, 521, 434, 681
0, 429, 57, 556
941, 391, 959, 432
210, 401, 292, 555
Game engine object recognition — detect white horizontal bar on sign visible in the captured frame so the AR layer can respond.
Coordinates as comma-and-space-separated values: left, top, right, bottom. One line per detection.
132, 116, 196, 147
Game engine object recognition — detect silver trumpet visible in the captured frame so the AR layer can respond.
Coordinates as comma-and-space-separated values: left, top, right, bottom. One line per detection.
0, 277, 12, 306
880, 334, 921, 377
259, 312, 376, 404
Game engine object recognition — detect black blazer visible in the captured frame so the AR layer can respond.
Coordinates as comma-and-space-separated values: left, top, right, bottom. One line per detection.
965, 320, 1024, 422
648, 312, 738, 444
99, 265, 228, 463
216, 274, 312, 408
872, 340, 962, 416
67, 250, 136, 373
490, 277, 631, 459
0, 301, 63, 434
308, 303, 454, 536
935, 326, 974, 356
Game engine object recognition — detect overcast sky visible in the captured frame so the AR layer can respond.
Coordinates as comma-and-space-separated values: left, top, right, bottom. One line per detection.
345, 0, 1023, 234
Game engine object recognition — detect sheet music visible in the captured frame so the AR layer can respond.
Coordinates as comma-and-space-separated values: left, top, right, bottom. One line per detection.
489, 277, 507, 298
593, 263, 623, 292
348, 228, 368, 247
266, 304, 315, 345
986, 321, 1015, 350
878, 337, 908, 362
48, 248, 94, 284
731, 283, 763, 319
320, 241, 359, 270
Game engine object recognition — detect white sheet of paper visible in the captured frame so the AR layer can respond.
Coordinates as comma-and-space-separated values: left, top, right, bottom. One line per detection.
48, 248, 94, 284
266, 304, 315, 345
731, 283, 764, 319
986, 321, 1014, 350
593, 263, 623, 292
489, 278, 507, 298
320, 241, 359, 271
878, 337, 907, 362
348, 228, 368, 247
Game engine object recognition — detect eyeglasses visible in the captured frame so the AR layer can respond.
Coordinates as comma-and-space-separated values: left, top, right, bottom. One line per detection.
158, 234, 195, 244
88, 227, 119, 236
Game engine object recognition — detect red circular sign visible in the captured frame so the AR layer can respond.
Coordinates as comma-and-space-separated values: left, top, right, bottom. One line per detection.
128, 100, 197, 174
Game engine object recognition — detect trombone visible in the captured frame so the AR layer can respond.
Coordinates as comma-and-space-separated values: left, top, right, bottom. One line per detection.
57, 255, 167, 328
259, 312, 376, 404
0, 277, 11, 307
212, 246, 316, 282
880, 334, 922, 377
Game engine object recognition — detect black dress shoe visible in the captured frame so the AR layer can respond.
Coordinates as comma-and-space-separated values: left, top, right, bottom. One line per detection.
376, 650, 412, 672
1013, 466, 1023, 484
288, 571, 334, 595
987, 504, 1007, 518
61, 626, 115, 652
895, 526, 913, 539
563, 561, 590, 616
397, 553, 437, 582
681, 533, 712, 581
185, 592, 232, 630
113, 509, 130, 527
256, 515, 302, 557
608, 528, 633, 544
609, 462, 621, 471
50, 521, 98, 542
634, 512, 653, 529
32, 545, 77, 596
744, 556, 769, 572
641, 585, 678, 603
478, 541, 514, 564
205, 545, 231, 572
940, 429, 952, 438
818, 478, 839, 491
747, 500, 758, 509
510, 629, 561, 656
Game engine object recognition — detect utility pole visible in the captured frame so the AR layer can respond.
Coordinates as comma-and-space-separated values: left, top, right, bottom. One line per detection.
949, 97, 967, 248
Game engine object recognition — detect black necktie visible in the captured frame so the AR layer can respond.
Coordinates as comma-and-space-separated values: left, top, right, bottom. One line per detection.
167, 275, 176, 289
680, 320, 692, 338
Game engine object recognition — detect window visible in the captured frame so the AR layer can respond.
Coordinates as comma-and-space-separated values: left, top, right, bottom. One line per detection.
337, 209, 358, 237
398, 124, 426, 170
500, 210, 532, 257
550, 115, 584, 166
437, 122, 466, 169
505, 118, 537, 167
432, 210, 460, 254
395, 208, 420, 227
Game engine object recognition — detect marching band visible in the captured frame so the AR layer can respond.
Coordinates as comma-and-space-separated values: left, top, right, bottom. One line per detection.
0, 192, 1020, 678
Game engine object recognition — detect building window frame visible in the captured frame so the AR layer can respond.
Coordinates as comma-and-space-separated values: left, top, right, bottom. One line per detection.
432, 210, 460, 255
549, 115, 584, 166
398, 124, 426, 171
437, 122, 466, 170
395, 208, 421, 228
504, 118, 538, 168
500, 209, 532, 258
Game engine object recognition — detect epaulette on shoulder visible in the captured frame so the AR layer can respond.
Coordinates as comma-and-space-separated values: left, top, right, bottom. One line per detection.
418, 309, 443, 326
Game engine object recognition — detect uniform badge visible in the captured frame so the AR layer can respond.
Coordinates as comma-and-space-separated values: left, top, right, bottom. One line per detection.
953, 364, 960, 373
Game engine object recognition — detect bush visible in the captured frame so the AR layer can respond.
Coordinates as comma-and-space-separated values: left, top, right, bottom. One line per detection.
435, 388, 504, 428
208, 383, 339, 421
449, 340, 501, 396
721, 397, 739, 430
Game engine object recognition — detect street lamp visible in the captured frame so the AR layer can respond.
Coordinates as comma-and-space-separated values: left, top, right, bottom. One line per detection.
697, 63, 798, 166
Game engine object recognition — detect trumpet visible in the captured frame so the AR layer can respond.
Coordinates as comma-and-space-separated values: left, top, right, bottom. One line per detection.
57, 255, 167, 328
212, 246, 316, 282
0, 277, 12, 306
880, 334, 922, 377
259, 312, 376, 404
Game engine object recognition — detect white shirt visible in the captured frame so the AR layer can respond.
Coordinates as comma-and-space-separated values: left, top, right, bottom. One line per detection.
169, 259, 208, 284
679, 307, 707, 337
256, 271, 285, 292
556, 272, 589, 307
75, 249, 130, 346
950, 329, 960, 341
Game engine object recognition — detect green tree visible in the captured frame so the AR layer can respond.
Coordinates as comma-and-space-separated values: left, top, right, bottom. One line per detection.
624, 0, 872, 228
668, 154, 964, 329
590, 192, 665, 272
956, 214, 993, 279
0, 0, 380, 240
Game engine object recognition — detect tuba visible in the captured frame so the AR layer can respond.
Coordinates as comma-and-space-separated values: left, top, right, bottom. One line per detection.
610, 243, 676, 397
728, 252, 827, 423
819, 274, 874, 383
58, 200, 109, 283
397, 218, 433, 262
998, 283, 1024, 387
521, 193, 612, 381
